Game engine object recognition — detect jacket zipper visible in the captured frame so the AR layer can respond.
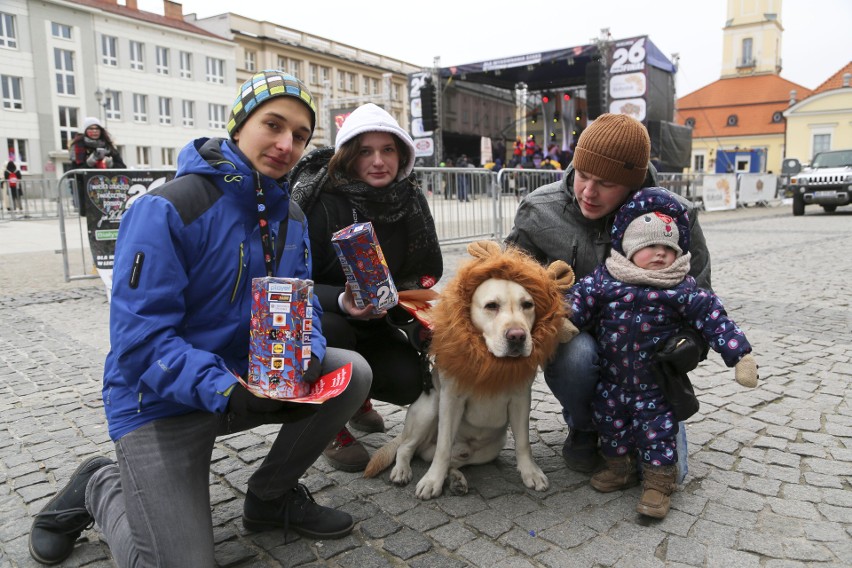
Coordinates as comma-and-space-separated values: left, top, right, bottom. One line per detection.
230, 242, 244, 303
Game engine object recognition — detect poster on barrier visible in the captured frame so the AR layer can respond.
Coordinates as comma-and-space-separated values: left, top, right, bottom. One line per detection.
700, 174, 737, 211
739, 174, 777, 204
83, 169, 175, 298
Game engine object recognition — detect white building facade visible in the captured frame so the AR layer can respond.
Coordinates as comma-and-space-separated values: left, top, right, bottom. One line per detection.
1, 0, 235, 179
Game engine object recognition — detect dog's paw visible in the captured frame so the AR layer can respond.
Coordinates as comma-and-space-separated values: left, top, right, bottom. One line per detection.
389, 464, 413, 486
415, 474, 445, 500
448, 469, 469, 496
519, 466, 549, 492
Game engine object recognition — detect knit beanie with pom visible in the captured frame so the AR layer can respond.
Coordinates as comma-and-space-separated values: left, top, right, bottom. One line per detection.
572, 113, 650, 188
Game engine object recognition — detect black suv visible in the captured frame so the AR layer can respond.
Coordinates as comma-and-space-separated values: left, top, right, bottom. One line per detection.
787, 149, 852, 215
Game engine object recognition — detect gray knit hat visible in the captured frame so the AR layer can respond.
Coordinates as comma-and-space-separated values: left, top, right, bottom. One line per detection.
227, 70, 316, 139
622, 211, 683, 259
573, 113, 650, 188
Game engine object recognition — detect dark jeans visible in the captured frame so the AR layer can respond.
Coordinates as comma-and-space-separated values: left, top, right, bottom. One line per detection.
322, 311, 424, 406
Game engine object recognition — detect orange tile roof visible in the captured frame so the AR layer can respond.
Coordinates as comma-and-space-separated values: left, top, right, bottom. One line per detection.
68, 0, 224, 40
675, 75, 812, 139
813, 61, 852, 94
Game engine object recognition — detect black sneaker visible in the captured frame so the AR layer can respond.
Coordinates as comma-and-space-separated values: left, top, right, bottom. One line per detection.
29, 456, 114, 565
242, 484, 354, 539
561, 429, 604, 473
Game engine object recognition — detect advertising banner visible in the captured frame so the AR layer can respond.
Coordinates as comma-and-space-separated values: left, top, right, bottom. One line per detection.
701, 174, 738, 211
607, 36, 649, 123
738, 174, 777, 204
408, 72, 435, 162
82, 169, 175, 297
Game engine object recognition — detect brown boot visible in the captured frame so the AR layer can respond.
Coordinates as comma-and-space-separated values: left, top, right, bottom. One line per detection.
590, 455, 639, 492
637, 464, 678, 519
348, 398, 385, 433
323, 427, 369, 473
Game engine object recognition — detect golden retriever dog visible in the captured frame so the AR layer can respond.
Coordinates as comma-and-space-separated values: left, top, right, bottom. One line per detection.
364, 241, 576, 499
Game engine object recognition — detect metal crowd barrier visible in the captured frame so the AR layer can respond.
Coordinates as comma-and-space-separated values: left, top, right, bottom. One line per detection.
5, 166, 787, 284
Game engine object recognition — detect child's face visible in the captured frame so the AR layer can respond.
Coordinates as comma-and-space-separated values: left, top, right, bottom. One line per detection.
632, 244, 677, 270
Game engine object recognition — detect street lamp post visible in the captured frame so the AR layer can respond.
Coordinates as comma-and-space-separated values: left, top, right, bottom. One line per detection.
94, 88, 107, 130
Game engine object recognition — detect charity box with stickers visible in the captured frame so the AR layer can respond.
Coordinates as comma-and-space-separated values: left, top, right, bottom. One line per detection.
331, 221, 398, 312
247, 277, 314, 399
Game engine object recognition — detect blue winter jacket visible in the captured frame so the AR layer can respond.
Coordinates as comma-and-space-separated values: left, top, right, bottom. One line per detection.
102, 138, 324, 441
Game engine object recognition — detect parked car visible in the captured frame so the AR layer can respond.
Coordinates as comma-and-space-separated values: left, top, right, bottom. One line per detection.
786, 150, 852, 216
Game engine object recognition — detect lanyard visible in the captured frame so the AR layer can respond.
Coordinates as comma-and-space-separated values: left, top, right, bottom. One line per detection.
253, 172, 275, 277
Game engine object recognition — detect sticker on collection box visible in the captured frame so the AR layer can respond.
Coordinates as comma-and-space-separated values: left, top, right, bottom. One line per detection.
247, 277, 314, 399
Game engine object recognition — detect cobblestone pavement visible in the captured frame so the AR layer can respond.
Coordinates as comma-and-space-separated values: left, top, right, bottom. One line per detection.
1, 204, 850, 567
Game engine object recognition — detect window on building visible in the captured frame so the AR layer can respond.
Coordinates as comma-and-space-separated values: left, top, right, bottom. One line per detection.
726, 114, 738, 127
1, 75, 23, 110
320, 66, 330, 86
58, 106, 78, 150
813, 133, 831, 157
54, 48, 76, 95
102, 35, 118, 66
130, 41, 145, 71
7, 138, 28, 171
741, 38, 753, 67
392, 83, 400, 102
289, 59, 300, 77
685, 117, 696, 128
133, 93, 148, 123
136, 146, 151, 167
51, 22, 72, 39
245, 50, 256, 72
771, 111, 784, 123
693, 154, 705, 172
208, 103, 226, 129
0, 12, 17, 48
337, 70, 345, 90
179, 51, 192, 79
159, 97, 172, 125
105, 90, 121, 120
347, 72, 356, 92
156, 46, 170, 75
161, 147, 175, 167
309, 64, 318, 85
206, 57, 224, 84
182, 100, 194, 127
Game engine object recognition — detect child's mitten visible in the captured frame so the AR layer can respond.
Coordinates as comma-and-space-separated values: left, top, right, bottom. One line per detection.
734, 354, 759, 388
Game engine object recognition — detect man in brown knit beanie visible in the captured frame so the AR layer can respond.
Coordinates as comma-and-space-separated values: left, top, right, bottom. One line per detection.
506, 113, 712, 477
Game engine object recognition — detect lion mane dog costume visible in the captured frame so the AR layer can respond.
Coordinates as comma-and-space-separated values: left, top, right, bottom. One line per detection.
364, 240, 577, 499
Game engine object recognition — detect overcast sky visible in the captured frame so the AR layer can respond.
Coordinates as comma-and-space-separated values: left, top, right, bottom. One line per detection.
140, 0, 851, 97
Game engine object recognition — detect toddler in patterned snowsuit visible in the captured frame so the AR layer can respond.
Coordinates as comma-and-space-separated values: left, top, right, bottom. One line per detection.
566, 187, 759, 519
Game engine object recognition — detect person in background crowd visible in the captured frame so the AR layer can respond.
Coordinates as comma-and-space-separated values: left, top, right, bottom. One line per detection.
4, 160, 23, 212
505, 113, 711, 477
67, 117, 126, 215
29, 70, 372, 567
290, 103, 443, 473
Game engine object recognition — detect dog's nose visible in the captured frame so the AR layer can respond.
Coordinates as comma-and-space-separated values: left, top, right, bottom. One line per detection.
505, 328, 527, 345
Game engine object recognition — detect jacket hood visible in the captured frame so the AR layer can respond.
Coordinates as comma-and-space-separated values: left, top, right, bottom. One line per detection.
175, 137, 291, 214
610, 187, 690, 255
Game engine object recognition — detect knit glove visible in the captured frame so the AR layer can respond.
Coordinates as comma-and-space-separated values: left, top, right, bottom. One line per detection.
301, 355, 323, 384
734, 354, 759, 388
227, 383, 287, 414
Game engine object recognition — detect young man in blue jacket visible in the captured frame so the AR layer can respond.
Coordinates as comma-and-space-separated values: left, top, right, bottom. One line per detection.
29, 71, 372, 567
